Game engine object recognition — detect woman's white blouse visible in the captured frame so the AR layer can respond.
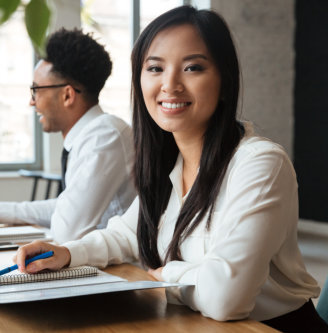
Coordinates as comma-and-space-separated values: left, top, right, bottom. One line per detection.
65, 125, 320, 322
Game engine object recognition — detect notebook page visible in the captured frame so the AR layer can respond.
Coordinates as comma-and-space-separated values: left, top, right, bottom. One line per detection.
0, 226, 45, 238
0, 226, 50, 243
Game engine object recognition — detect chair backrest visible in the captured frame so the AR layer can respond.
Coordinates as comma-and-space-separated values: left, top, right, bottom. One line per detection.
18, 169, 62, 200
317, 277, 328, 324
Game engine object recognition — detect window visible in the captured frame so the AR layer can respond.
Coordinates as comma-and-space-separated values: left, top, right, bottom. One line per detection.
81, 0, 184, 124
140, 0, 184, 31
0, 9, 42, 171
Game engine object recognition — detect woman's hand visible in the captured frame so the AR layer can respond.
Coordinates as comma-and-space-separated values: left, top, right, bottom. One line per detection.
148, 266, 164, 281
13, 240, 71, 274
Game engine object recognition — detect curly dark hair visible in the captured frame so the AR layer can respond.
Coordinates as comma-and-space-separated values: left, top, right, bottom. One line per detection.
45, 28, 112, 102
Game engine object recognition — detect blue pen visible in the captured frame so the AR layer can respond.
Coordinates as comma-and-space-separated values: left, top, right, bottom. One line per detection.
0, 250, 54, 276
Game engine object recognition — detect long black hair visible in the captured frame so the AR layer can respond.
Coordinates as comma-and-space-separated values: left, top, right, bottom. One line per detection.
131, 6, 242, 268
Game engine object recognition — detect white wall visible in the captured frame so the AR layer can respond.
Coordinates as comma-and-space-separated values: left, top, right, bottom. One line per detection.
210, 0, 295, 157
0, 176, 58, 201
44, 0, 81, 174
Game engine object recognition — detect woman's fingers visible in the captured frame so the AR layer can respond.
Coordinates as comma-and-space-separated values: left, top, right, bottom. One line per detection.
14, 240, 51, 272
13, 241, 71, 273
148, 267, 164, 281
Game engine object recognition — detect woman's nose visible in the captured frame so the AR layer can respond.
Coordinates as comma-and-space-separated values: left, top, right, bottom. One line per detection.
161, 72, 184, 94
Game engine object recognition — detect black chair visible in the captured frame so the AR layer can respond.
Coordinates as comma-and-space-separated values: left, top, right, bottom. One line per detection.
18, 169, 62, 201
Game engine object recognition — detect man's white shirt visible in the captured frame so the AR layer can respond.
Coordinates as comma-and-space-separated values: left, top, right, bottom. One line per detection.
0, 105, 136, 243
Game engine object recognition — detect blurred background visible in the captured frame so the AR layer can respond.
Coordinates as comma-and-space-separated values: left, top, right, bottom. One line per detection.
0, 0, 327, 226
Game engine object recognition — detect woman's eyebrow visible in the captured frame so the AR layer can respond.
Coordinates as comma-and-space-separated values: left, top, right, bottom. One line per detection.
145, 56, 163, 62
145, 54, 208, 62
183, 54, 208, 61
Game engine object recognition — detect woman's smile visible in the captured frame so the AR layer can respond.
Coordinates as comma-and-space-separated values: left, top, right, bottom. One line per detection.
158, 100, 192, 115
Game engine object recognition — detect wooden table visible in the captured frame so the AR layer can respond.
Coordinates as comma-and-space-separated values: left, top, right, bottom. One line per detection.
0, 250, 280, 332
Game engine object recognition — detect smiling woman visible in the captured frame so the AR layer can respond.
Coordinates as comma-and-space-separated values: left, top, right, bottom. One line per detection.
13, 6, 328, 332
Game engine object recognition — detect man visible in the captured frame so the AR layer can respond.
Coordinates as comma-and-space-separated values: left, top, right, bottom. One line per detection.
0, 28, 136, 243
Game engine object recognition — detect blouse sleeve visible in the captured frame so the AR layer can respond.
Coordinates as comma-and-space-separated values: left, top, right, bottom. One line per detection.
161, 148, 299, 321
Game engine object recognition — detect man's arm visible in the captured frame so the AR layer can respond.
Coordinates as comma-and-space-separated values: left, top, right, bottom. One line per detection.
0, 199, 56, 227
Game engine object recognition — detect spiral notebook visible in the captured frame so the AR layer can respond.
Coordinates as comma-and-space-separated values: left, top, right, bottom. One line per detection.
0, 265, 186, 304
0, 266, 99, 285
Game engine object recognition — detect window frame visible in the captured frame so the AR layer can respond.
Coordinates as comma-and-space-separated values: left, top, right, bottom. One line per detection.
0, 114, 43, 171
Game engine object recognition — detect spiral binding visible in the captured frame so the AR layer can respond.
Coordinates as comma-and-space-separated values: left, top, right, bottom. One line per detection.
0, 266, 98, 285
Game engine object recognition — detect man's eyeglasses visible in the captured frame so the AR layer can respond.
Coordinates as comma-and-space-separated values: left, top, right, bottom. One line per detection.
30, 84, 81, 101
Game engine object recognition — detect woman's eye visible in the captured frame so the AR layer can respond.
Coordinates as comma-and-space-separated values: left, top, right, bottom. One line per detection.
185, 64, 204, 72
147, 66, 162, 73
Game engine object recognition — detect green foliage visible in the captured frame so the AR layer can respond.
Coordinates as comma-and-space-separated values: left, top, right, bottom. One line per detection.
0, 0, 20, 24
25, 0, 51, 57
0, 0, 51, 57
